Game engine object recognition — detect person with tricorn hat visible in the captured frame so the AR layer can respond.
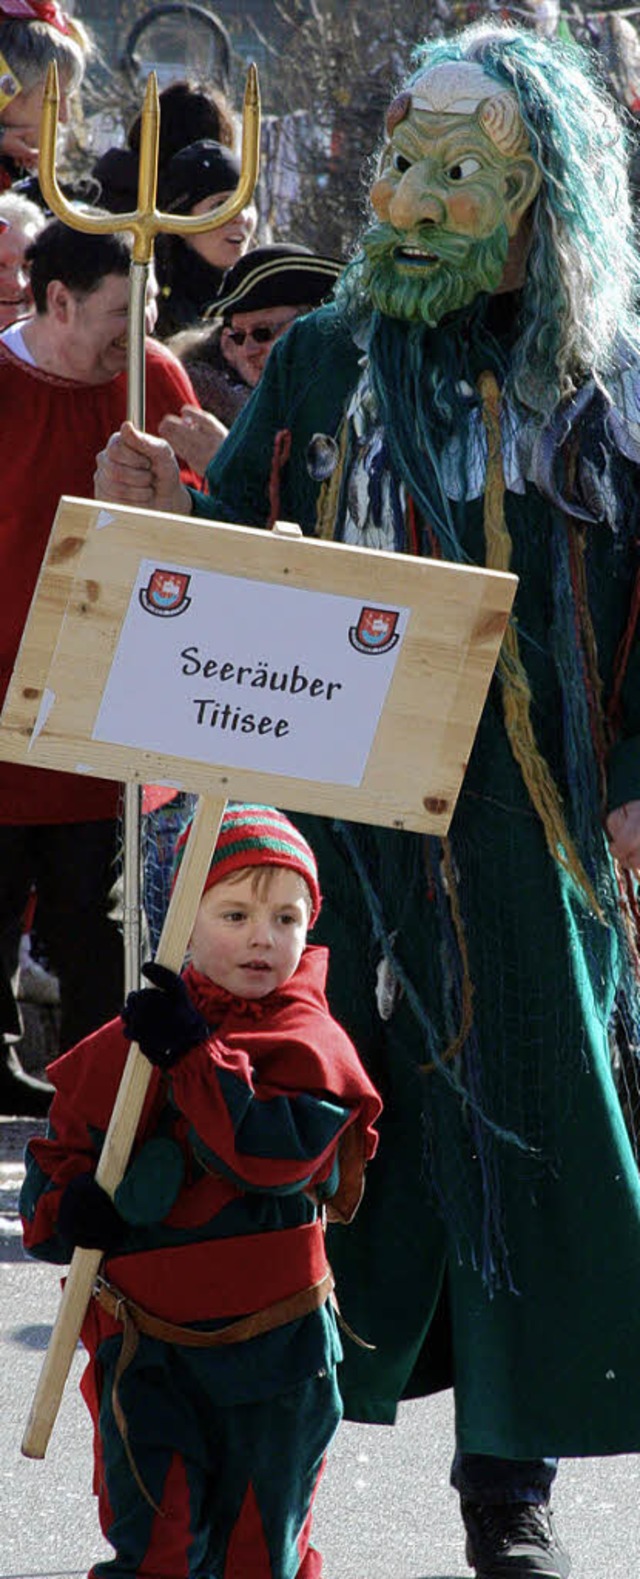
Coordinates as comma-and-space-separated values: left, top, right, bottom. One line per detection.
162, 242, 344, 475
96, 24, 640, 1576
210, 242, 345, 389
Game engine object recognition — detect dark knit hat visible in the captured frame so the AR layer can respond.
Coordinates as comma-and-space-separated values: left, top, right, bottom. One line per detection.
174, 802, 321, 923
160, 139, 241, 216
210, 243, 343, 318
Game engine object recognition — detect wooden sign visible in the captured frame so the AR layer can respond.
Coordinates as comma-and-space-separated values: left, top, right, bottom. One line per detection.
0, 497, 517, 834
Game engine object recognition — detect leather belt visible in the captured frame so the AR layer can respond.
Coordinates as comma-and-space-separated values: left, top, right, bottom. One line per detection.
94, 1269, 334, 1347
93, 1269, 335, 1514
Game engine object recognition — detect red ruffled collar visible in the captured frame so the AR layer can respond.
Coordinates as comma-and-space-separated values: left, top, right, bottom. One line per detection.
182, 962, 268, 1024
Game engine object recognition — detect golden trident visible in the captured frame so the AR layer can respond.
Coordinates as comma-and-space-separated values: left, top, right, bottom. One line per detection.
39, 56, 260, 994
39, 58, 260, 430
20, 64, 260, 1464
38, 59, 260, 1001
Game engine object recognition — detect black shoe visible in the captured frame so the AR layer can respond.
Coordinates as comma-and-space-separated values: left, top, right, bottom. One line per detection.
462, 1500, 571, 1578
0, 1045, 53, 1117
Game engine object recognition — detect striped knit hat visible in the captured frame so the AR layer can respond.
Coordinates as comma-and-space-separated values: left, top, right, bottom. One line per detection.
174, 803, 321, 924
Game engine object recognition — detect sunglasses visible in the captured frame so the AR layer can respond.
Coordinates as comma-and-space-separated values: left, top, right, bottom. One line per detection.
224, 323, 283, 347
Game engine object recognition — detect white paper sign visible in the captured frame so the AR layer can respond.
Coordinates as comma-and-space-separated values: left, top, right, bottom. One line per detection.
93, 561, 408, 787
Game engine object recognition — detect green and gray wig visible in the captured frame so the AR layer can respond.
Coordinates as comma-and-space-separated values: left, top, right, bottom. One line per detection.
339, 21, 640, 416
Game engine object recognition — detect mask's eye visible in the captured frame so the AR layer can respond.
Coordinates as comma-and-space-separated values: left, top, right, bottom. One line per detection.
392, 152, 412, 174
447, 156, 481, 181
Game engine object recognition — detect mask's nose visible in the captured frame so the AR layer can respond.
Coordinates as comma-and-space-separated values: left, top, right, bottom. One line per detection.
387, 166, 446, 231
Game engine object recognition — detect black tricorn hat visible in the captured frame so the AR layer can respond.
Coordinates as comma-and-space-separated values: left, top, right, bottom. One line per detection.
209, 243, 343, 318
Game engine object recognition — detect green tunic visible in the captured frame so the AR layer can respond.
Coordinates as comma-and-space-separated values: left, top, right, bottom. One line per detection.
192, 304, 640, 1457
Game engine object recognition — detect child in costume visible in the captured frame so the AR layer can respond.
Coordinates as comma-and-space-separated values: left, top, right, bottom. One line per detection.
20, 803, 381, 1579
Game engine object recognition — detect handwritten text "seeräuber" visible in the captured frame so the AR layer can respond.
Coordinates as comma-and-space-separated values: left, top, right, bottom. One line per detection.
181, 647, 344, 702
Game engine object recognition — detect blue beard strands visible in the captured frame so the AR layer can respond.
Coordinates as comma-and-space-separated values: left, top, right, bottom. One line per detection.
362, 294, 519, 562
365, 312, 477, 561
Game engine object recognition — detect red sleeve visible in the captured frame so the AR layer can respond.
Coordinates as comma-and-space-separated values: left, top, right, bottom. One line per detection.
169, 1030, 363, 1194
20, 1023, 161, 1260
168, 988, 381, 1197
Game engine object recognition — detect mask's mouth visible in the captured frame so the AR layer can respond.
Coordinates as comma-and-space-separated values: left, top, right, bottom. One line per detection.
394, 244, 441, 267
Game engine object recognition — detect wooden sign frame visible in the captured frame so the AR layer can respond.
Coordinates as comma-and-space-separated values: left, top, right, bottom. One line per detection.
0, 497, 517, 835
11, 495, 516, 1462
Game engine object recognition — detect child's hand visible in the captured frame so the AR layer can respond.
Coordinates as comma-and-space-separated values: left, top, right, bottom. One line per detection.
121, 962, 209, 1068
58, 1172, 124, 1252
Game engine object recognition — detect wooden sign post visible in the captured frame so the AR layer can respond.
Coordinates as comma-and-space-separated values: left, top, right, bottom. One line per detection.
19, 788, 227, 1461
0, 495, 517, 1460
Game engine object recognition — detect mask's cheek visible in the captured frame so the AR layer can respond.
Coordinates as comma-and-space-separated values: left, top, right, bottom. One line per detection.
440, 167, 509, 240
369, 175, 396, 221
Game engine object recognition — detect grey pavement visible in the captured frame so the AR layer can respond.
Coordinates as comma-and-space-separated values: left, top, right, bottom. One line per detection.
2, 1115, 640, 1579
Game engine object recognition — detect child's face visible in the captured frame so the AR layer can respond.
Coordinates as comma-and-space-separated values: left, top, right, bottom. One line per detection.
189, 868, 310, 998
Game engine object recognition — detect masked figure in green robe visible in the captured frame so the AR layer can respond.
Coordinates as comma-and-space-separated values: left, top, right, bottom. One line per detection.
97, 23, 640, 1579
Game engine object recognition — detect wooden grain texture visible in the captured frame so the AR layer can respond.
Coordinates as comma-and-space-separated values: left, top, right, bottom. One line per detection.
0, 497, 517, 834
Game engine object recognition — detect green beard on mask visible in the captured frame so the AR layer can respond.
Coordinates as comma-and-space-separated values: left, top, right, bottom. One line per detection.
358, 221, 511, 324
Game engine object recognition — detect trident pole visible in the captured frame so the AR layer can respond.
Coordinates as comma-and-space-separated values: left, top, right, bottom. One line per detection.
37, 61, 260, 998
21, 65, 260, 1460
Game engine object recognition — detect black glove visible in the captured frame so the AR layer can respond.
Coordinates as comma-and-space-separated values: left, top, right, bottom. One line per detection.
58, 1172, 124, 1252
121, 961, 208, 1069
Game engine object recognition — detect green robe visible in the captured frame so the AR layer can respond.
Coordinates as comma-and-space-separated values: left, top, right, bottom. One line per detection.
191, 304, 640, 1457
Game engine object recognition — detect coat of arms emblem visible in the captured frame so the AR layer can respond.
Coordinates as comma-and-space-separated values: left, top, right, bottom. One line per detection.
348, 605, 400, 655
139, 569, 191, 618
